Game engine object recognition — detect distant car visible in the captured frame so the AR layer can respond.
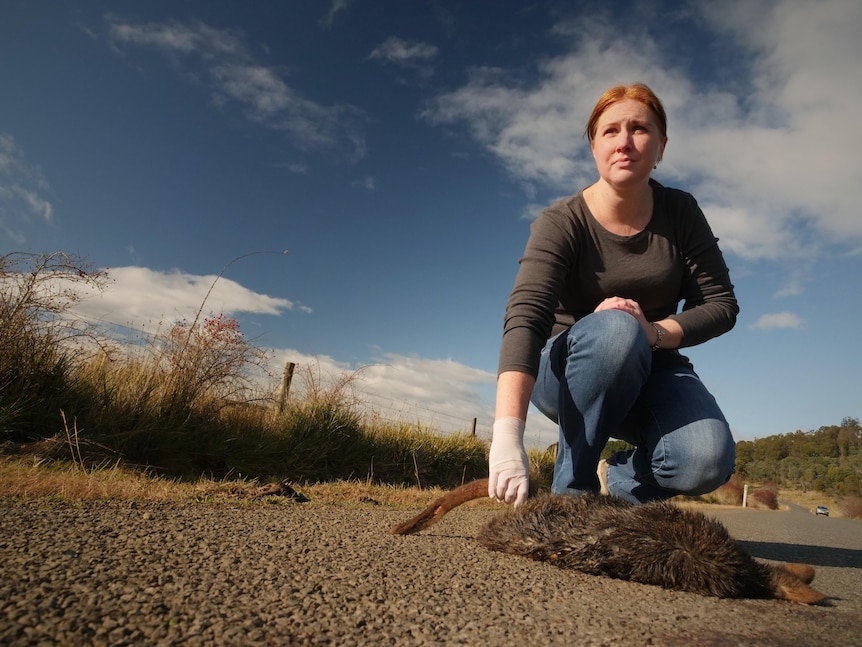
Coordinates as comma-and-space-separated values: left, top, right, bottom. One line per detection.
815, 506, 829, 516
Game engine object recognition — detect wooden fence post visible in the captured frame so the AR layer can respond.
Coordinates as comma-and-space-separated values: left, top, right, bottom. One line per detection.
277, 361, 295, 414
471, 417, 477, 437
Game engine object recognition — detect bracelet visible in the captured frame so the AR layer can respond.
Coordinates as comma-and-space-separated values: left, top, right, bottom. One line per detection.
650, 323, 665, 351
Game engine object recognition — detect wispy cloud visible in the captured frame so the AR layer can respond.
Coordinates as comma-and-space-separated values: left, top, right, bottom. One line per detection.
276, 160, 309, 175
0, 133, 54, 245
104, 17, 366, 160
773, 267, 811, 298
750, 312, 805, 331
422, 1, 862, 265
368, 36, 439, 77
320, 0, 353, 29
351, 176, 376, 191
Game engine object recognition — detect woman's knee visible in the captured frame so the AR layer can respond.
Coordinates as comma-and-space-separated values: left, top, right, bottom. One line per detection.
532, 310, 651, 423
657, 421, 736, 495
566, 310, 650, 377
572, 309, 643, 350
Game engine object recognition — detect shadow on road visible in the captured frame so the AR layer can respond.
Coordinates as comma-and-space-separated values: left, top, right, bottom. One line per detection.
739, 540, 862, 568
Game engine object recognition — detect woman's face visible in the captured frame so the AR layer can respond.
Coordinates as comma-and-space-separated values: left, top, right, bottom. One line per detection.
591, 98, 667, 190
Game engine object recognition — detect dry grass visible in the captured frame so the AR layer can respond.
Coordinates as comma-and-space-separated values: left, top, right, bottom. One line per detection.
301, 479, 495, 510
0, 453, 749, 514
0, 456, 499, 509
6, 455, 851, 519
0, 456, 194, 502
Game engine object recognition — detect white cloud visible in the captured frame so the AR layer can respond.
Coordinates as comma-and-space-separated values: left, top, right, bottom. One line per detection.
71, 265, 300, 327
359, 352, 492, 406
422, 0, 862, 263
0, 133, 54, 244
665, 1, 862, 258
693, 201, 809, 261
422, 26, 678, 193
750, 312, 805, 331
105, 17, 366, 160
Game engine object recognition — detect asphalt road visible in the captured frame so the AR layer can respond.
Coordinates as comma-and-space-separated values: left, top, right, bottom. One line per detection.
1, 497, 859, 646
712, 501, 862, 611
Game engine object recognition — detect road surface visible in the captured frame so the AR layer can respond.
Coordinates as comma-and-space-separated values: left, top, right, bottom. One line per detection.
1, 498, 859, 646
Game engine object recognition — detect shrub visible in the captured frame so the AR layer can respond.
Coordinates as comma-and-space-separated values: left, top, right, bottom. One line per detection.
841, 495, 862, 519
748, 487, 779, 510
0, 252, 109, 440
707, 473, 745, 506
161, 314, 272, 409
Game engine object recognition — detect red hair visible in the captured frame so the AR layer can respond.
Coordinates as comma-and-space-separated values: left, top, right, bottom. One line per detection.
585, 83, 667, 143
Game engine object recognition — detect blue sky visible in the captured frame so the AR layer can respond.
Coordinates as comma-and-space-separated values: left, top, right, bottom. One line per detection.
2, 0, 860, 447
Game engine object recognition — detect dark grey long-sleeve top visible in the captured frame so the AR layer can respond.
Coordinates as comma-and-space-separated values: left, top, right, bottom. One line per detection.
499, 180, 738, 377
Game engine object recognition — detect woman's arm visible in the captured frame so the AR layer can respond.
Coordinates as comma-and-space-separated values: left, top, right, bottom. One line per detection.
668, 194, 739, 347
495, 370, 535, 420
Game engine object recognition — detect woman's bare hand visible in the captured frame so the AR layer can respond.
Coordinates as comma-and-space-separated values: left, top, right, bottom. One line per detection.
594, 296, 654, 341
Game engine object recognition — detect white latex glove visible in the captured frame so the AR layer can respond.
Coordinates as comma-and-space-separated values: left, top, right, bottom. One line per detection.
488, 416, 530, 506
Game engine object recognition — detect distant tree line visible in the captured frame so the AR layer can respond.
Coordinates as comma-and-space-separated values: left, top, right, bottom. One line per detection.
735, 417, 862, 497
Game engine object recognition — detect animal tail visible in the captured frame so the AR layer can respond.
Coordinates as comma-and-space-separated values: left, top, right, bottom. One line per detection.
768, 563, 828, 604
390, 478, 490, 535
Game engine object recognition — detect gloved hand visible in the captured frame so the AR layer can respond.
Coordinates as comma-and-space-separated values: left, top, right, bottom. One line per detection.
488, 416, 530, 506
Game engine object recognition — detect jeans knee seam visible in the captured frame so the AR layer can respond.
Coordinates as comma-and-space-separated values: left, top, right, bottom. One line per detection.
650, 415, 669, 482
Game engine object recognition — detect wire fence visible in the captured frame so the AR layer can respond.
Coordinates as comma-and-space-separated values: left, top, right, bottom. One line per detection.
350, 387, 493, 439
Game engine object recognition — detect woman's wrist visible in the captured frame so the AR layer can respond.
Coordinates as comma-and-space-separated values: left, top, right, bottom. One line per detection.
650, 322, 665, 351
648, 319, 683, 350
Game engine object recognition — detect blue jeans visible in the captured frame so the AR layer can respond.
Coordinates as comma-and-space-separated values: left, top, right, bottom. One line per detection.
530, 309, 735, 504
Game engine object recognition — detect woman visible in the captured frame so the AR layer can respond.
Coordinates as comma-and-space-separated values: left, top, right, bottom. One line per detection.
489, 83, 738, 506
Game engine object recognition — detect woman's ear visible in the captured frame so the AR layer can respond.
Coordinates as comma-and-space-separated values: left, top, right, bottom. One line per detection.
657, 137, 668, 165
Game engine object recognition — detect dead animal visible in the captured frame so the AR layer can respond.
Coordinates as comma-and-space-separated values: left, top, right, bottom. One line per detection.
390, 479, 826, 604
252, 480, 309, 502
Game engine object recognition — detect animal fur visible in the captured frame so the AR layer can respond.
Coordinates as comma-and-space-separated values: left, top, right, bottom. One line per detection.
390, 479, 826, 604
